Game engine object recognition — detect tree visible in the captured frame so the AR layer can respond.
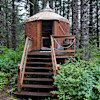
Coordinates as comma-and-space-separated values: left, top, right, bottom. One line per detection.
96, 0, 99, 47
72, 0, 79, 48
59, 0, 62, 15
5, 0, 9, 48
30, 0, 33, 16
66, 0, 70, 20
0, 0, 1, 26
62, 0, 66, 17
89, 0, 94, 45
12, 0, 16, 50
80, 0, 89, 60
49, 0, 53, 9
29, 0, 39, 16
0, 0, 2, 45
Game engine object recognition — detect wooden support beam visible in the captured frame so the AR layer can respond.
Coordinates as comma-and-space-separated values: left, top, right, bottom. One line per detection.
17, 64, 21, 92
52, 35, 76, 38
55, 50, 75, 53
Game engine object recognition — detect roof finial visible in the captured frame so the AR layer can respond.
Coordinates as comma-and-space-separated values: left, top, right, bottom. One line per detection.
46, 1, 50, 9
41, 1, 53, 12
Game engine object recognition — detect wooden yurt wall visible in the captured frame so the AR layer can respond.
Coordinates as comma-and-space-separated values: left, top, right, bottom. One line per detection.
58, 21, 70, 36
25, 20, 70, 50
25, 21, 37, 50
37, 21, 41, 50
54, 21, 70, 47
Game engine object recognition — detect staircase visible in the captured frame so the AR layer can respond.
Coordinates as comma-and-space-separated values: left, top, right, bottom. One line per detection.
14, 36, 76, 99
15, 51, 55, 99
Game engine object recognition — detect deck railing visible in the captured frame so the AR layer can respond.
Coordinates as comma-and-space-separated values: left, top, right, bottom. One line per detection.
51, 36, 57, 77
51, 35, 76, 76
17, 36, 32, 92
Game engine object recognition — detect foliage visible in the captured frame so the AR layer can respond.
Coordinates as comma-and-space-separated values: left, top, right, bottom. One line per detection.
9, 96, 17, 100
0, 45, 24, 92
51, 49, 100, 100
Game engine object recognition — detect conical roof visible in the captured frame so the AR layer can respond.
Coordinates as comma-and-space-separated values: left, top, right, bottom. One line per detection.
26, 4, 70, 24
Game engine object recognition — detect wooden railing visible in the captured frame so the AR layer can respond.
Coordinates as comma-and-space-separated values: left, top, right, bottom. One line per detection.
51, 36, 57, 77
51, 35, 76, 76
17, 37, 32, 92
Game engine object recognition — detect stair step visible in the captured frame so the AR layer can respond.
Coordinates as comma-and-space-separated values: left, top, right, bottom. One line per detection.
25, 67, 52, 70
28, 52, 51, 56
24, 72, 53, 75
26, 62, 52, 64
23, 78, 53, 81
22, 84, 54, 88
14, 91, 52, 96
56, 55, 74, 58
27, 58, 51, 60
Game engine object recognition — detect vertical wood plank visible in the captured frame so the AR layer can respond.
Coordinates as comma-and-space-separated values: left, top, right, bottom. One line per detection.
54, 21, 58, 35
54, 21, 58, 48
73, 36, 76, 56
37, 21, 41, 50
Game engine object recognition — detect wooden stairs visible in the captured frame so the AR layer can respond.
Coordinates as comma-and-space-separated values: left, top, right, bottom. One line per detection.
14, 51, 55, 98
14, 36, 76, 99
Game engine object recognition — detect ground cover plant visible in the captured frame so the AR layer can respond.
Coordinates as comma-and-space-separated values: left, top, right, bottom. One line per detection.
0, 45, 23, 94
51, 48, 100, 100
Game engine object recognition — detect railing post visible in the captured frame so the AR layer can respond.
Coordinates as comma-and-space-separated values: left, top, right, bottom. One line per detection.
17, 64, 21, 92
73, 36, 76, 56
57, 64, 60, 75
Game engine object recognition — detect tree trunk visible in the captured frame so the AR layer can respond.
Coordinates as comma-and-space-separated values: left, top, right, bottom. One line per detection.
49, 0, 53, 9
80, 0, 89, 60
59, 0, 62, 15
30, 0, 33, 16
96, 0, 99, 47
5, 0, 9, 48
0, 0, 2, 45
89, 0, 94, 45
67, 0, 70, 19
42, 0, 46, 9
30, 0, 39, 16
12, 0, 16, 50
34, 0, 39, 14
54, 0, 57, 13
62, 0, 65, 17
72, 0, 79, 48
0, 0, 1, 25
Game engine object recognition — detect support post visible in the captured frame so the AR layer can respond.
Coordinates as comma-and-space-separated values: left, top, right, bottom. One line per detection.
57, 64, 60, 75
17, 64, 21, 92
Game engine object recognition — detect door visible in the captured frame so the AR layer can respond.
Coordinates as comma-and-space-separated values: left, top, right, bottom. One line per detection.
41, 21, 54, 49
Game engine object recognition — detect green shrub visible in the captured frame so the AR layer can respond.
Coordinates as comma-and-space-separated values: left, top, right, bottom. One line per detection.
52, 59, 100, 100
0, 45, 24, 91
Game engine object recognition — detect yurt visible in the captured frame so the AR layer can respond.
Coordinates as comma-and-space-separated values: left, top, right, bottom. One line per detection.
25, 5, 70, 50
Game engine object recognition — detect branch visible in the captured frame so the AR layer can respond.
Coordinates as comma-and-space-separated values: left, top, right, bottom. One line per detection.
28, 0, 34, 6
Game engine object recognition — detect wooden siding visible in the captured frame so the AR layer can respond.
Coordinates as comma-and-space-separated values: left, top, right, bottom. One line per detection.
25, 21, 70, 50
54, 21, 58, 48
58, 21, 70, 36
54, 21, 58, 35
37, 21, 41, 50
54, 21, 70, 47
25, 21, 37, 50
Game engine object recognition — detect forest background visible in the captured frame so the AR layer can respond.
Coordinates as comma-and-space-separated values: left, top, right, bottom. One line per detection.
0, 0, 100, 100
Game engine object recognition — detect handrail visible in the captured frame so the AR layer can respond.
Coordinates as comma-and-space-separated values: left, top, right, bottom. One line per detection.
51, 36, 58, 76
20, 37, 28, 70
51, 36, 58, 77
52, 35, 76, 56
17, 36, 32, 92
51, 35, 76, 77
